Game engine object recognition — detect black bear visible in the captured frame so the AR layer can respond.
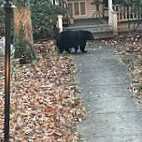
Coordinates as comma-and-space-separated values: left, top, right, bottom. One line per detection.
56, 30, 94, 53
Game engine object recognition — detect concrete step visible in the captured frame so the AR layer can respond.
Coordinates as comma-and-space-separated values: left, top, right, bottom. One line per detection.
64, 24, 111, 32
93, 31, 115, 40
64, 24, 115, 40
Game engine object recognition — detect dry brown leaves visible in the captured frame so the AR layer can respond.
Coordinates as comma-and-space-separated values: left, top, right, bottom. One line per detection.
0, 40, 86, 142
101, 32, 142, 97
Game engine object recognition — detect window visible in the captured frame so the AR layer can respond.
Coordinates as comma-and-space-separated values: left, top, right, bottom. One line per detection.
74, 3, 79, 15
68, 0, 86, 16
80, 2, 85, 15
68, 3, 73, 16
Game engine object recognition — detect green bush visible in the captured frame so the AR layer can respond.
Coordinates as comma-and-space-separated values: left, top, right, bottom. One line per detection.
0, 0, 68, 39
30, 0, 68, 40
0, 0, 5, 37
0, 0, 14, 40
114, 0, 142, 5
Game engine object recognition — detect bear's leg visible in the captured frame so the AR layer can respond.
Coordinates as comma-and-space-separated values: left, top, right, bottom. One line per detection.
65, 48, 72, 53
64, 45, 72, 53
58, 47, 64, 53
80, 41, 87, 52
74, 46, 78, 53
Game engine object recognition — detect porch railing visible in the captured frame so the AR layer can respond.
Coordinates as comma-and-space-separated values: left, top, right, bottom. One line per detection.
113, 4, 142, 22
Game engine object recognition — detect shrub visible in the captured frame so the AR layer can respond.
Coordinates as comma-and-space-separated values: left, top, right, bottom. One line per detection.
114, 0, 142, 5
30, 0, 68, 40
0, 0, 5, 37
0, 0, 14, 40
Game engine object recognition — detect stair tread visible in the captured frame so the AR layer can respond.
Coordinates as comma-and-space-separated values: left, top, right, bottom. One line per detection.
63, 24, 115, 40
64, 24, 110, 30
94, 34, 115, 40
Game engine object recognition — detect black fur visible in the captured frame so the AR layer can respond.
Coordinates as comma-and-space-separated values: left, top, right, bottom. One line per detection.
56, 30, 94, 53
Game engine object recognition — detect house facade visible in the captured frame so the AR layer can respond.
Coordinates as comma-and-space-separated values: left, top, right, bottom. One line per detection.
66, 0, 108, 19
54, 0, 142, 34
59, 0, 118, 34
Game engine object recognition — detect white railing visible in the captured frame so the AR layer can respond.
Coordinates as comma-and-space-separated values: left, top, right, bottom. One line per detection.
113, 4, 142, 22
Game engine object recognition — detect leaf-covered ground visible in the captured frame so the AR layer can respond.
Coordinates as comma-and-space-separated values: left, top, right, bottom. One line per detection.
0, 41, 86, 142
101, 32, 142, 98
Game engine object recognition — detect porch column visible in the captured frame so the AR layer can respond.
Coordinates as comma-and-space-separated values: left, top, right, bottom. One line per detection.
57, 15, 63, 32
108, 0, 112, 26
108, 0, 118, 35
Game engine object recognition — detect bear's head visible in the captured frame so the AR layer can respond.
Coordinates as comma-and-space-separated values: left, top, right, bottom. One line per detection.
82, 31, 94, 40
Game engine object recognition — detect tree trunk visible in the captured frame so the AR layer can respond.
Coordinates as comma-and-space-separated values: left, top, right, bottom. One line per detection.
13, 0, 36, 60
14, 7, 33, 45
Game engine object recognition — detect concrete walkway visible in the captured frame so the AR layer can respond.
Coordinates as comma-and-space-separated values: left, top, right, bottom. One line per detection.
74, 43, 142, 142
